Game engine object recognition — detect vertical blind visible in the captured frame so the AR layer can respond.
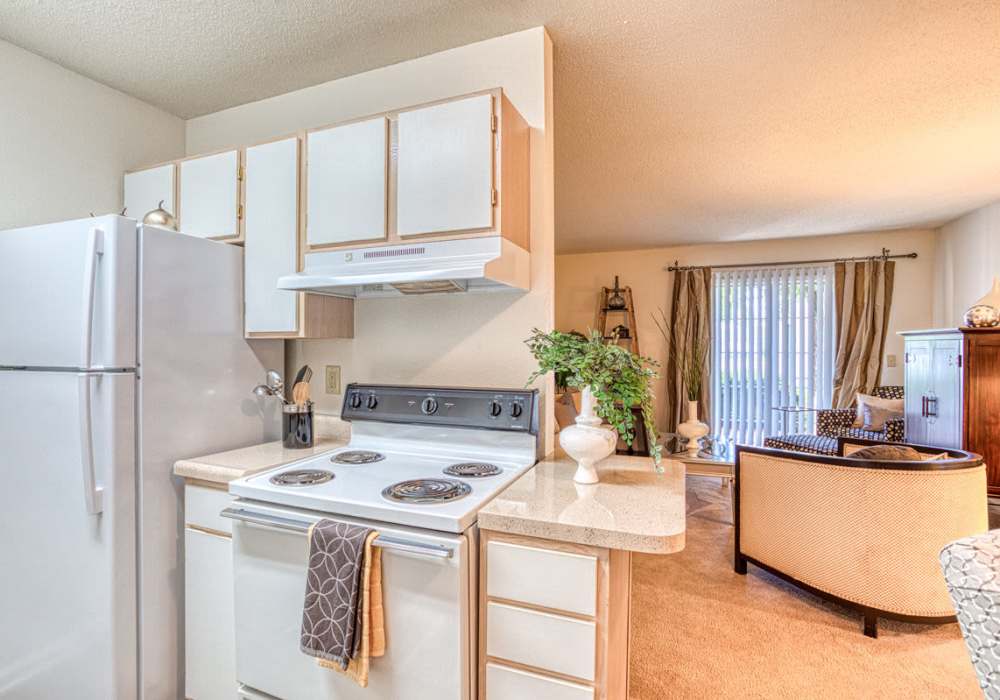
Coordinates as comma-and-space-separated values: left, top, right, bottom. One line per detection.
711, 265, 835, 446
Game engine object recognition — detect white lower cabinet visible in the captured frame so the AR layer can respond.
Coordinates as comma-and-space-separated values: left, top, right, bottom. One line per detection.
481, 530, 630, 700
184, 484, 236, 699
485, 663, 594, 700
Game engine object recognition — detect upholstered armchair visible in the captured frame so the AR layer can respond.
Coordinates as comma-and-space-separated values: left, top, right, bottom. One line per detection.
764, 385, 904, 455
815, 385, 905, 442
735, 437, 988, 637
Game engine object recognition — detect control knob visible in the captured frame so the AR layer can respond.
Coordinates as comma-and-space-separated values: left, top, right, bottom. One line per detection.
366, 393, 378, 410
489, 400, 503, 418
510, 403, 523, 418
421, 397, 439, 415
349, 392, 363, 409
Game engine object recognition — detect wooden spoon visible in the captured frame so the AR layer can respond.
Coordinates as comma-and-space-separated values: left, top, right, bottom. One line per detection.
292, 382, 310, 407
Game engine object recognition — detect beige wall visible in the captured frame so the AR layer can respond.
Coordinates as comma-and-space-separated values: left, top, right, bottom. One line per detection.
185, 28, 557, 450
0, 39, 185, 231
934, 200, 1000, 326
556, 228, 938, 431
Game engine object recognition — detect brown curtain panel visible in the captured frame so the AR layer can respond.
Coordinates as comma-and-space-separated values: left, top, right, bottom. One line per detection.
665, 268, 712, 433
831, 259, 895, 408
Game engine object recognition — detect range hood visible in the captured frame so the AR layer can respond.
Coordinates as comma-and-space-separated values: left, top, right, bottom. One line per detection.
277, 236, 529, 298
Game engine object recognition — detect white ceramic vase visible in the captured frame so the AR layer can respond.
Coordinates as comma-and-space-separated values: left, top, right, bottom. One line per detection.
677, 399, 709, 457
966, 278, 1000, 328
973, 277, 1000, 308
559, 386, 617, 484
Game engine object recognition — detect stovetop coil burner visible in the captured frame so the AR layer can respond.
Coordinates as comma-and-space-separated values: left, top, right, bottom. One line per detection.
331, 450, 386, 465
442, 462, 502, 478
382, 478, 472, 504
270, 469, 334, 486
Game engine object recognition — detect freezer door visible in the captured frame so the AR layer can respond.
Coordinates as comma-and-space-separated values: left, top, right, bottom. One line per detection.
0, 370, 136, 699
0, 215, 136, 369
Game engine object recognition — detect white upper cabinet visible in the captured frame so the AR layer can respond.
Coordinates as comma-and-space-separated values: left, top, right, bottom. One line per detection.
178, 150, 242, 240
396, 93, 495, 237
244, 138, 299, 335
124, 164, 175, 222
306, 117, 388, 247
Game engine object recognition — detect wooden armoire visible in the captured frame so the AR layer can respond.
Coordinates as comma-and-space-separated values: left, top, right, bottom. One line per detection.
901, 328, 1000, 495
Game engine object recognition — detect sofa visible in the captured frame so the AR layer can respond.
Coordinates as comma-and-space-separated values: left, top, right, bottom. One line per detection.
763, 386, 904, 456
735, 437, 987, 637
941, 531, 1000, 699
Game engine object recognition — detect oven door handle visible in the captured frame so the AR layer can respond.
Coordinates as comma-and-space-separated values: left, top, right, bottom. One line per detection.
220, 506, 455, 559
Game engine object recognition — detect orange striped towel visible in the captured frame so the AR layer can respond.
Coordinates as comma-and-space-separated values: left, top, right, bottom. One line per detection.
317, 532, 385, 686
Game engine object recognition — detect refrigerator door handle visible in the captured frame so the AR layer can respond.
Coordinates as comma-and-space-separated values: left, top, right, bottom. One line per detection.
81, 227, 105, 370
78, 373, 104, 514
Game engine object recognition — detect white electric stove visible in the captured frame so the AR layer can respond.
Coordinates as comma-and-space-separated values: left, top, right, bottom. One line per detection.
225, 384, 539, 700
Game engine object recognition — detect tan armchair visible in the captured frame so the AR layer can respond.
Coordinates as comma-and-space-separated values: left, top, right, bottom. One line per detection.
734, 437, 988, 637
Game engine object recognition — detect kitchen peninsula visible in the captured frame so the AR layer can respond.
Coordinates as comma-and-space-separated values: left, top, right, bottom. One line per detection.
477, 453, 686, 700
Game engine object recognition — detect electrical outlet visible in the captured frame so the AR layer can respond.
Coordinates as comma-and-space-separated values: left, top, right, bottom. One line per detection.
325, 365, 342, 394
886, 354, 897, 368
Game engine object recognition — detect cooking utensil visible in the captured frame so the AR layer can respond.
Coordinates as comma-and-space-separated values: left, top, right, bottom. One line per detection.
292, 365, 312, 387
252, 384, 273, 398
142, 200, 178, 230
292, 382, 309, 407
265, 370, 284, 399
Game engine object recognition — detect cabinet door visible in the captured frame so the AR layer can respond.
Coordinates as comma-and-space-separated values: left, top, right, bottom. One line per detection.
927, 338, 963, 448
124, 164, 175, 221
244, 138, 300, 335
904, 340, 930, 444
184, 527, 236, 700
306, 117, 388, 247
397, 94, 494, 237
179, 150, 241, 240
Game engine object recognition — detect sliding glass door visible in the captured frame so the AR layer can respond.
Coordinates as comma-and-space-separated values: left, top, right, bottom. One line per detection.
711, 265, 835, 446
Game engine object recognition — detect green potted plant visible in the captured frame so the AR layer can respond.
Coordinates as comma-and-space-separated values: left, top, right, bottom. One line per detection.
526, 329, 662, 483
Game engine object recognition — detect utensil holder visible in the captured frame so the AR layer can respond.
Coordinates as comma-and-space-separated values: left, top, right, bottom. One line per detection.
282, 403, 314, 449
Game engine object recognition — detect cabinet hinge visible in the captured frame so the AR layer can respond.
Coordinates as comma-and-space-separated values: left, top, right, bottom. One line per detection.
491, 114, 498, 133
238, 204, 244, 220
238, 166, 244, 181
491, 188, 498, 206
958, 354, 963, 368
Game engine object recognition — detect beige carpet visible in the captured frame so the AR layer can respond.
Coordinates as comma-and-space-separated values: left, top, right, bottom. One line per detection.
628, 476, 981, 699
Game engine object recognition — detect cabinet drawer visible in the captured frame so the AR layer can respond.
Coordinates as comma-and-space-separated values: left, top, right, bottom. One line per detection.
185, 484, 234, 534
486, 602, 596, 681
487, 540, 597, 616
485, 662, 593, 700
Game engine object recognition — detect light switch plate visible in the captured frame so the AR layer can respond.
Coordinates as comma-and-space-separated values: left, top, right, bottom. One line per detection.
325, 365, 341, 394
886, 354, 897, 368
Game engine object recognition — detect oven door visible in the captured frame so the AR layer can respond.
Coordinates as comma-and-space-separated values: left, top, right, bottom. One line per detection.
226, 500, 474, 700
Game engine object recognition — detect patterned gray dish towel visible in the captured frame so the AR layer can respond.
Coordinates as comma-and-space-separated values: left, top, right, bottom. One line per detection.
300, 519, 374, 670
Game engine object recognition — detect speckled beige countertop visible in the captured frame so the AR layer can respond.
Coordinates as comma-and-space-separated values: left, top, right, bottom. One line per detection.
478, 451, 686, 554
173, 415, 350, 484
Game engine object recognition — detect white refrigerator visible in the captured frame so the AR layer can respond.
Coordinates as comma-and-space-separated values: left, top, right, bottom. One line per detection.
0, 215, 282, 699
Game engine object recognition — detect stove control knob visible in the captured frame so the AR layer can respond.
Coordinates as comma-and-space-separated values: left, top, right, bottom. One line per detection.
421, 397, 438, 415
366, 394, 378, 410
510, 403, 523, 418
349, 392, 363, 409
489, 400, 503, 418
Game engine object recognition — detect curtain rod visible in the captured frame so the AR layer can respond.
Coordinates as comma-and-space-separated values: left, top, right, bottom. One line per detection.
663, 248, 918, 272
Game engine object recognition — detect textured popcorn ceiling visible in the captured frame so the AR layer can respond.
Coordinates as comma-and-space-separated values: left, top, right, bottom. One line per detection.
3, 1, 1000, 252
